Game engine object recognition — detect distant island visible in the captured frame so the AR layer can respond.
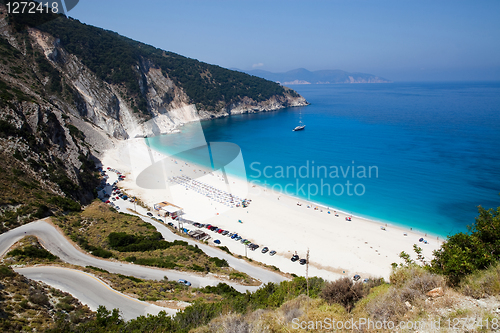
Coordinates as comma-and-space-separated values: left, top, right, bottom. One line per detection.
239, 68, 391, 85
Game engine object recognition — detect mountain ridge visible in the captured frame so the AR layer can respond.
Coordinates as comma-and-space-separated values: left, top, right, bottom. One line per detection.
239, 68, 391, 84
0, 2, 306, 233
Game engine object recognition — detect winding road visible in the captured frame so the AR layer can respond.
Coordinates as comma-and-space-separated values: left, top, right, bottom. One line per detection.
14, 266, 175, 321
0, 219, 285, 292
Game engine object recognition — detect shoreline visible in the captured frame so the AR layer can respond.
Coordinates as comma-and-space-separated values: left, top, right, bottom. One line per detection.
145, 132, 445, 241
101, 137, 443, 282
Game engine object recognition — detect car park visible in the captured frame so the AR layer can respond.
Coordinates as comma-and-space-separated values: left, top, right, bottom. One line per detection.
177, 279, 191, 286
299, 259, 307, 265
291, 254, 299, 262
269, 250, 276, 256
261, 247, 269, 254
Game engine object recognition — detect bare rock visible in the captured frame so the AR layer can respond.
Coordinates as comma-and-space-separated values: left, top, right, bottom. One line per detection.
426, 287, 445, 298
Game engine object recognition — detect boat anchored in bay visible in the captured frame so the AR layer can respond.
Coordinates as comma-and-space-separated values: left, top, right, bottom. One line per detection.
293, 109, 306, 131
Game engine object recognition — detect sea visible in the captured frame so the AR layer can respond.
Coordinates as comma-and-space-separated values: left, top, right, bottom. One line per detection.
147, 82, 500, 237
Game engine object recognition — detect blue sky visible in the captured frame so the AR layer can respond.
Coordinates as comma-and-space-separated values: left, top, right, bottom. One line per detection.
66, 0, 500, 81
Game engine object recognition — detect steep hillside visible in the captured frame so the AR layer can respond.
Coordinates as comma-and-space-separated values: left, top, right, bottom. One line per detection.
0, 1, 307, 233
2, 1, 308, 139
0, 265, 94, 332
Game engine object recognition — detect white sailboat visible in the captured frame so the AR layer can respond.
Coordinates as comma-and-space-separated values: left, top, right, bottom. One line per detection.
293, 109, 305, 131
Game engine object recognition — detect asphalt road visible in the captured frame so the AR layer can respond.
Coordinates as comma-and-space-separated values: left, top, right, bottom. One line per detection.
14, 266, 175, 320
99, 171, 287, 285
0, 219, 285, 292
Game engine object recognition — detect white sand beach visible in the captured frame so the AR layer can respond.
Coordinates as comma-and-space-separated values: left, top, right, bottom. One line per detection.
101, 137, 443, 282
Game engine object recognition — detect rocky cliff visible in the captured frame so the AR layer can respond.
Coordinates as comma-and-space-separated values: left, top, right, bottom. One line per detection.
0, 4, 308, 232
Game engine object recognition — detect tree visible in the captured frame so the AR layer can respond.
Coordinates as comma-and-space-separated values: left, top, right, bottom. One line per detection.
431, 204, 500, 284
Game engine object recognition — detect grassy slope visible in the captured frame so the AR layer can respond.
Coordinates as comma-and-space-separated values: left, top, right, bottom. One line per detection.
0, 152, 82, 233
0, 265, 94, 332
53, 201, 255, 284
4, 236, 225, 305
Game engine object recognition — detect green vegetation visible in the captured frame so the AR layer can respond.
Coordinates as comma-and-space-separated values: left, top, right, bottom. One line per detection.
55, 201, 255, 281
108, 231, 203, 253
8, 245, 57, 260
0, 151, 87, 233
0, 265, 93, 332
208, 257, 229, 268
430, 205, 500, 284
5, 8, 297, 114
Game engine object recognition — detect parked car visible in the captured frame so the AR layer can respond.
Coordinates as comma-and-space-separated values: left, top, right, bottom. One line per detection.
217, 229, 224, 234
167, 222, 174, 227
158, 219, 164, 223
206, 224, 212, 229
249, 244, 259, 251
214, 240, 221, 244
299, 259, 307, 265
115, 206, 120, 210
353, 274, 361, 281
291, 255, 299, 262
177, 279, 191, 286
111, 198, 116, 201
147, 212, 153, 216
231, 233, 238, 239
221, 230, 229, 236
261, 247, 269, 254
235, 236, 242, 241
240, 238, 247, 244
269, 250, 277, 256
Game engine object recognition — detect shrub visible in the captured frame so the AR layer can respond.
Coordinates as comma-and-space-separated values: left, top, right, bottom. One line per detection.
91, 247, 113, 258
86, 266, 109, 274
431, 205, 500, 284
321, 277, 365, 312
217, 246, 232, 255
460, 261, 500, 298
189, 264, 205, 272
48, 196, 81, 212
118, 274, 143, 283
209, 257, 228, 267
366, 286, 408, 322
0, 265, 14, 278
8, 246, 57, 260
29, 290, 49, 306
367, 266, 444, 322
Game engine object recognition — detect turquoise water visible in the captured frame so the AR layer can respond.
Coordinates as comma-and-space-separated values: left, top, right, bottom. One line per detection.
147, 82, 500, 237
